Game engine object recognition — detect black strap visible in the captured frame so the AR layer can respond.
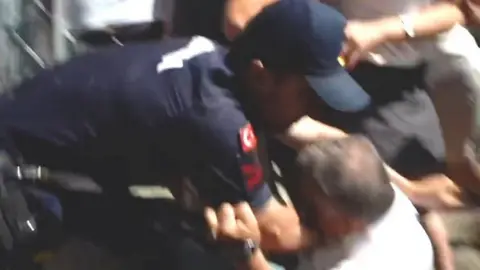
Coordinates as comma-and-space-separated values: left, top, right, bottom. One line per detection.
77, 21, 165, 46
15, 165, 102, 194
0, 157, 35, 254
0, 195, 13, 252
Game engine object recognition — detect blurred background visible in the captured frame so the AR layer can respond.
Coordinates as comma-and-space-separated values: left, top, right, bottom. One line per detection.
0, 0, 75, 94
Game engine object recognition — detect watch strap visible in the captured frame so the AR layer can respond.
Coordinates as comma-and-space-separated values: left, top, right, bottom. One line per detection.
219, 238, 259, 264
399, 14, 416, 38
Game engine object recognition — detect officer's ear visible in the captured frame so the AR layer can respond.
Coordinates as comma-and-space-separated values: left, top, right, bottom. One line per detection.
249, 59, 265, 73
246, 59, 274, 87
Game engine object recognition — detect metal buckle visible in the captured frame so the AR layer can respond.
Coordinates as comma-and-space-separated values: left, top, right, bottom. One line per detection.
15, 165, 43, 181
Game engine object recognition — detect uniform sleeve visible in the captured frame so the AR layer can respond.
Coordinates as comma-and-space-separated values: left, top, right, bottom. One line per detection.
188, 101, 272, 209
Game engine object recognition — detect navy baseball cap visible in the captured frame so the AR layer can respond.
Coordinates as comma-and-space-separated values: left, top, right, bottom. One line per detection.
227, 0, 371, 112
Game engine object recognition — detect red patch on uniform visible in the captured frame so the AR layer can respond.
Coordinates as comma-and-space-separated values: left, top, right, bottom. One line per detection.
242, 164, 264, 191
239, 123, 257, 153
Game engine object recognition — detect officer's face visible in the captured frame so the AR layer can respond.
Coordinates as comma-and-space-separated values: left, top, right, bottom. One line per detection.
245, 60, 313, 131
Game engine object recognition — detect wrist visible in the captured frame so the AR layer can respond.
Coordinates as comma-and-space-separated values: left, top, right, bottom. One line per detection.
386, 167, 416, 196
393, 176, 418, 201
247, 249, 271, 270
405, 186, 419, 204
377, 17, 408, 42
300, 227, 318, 250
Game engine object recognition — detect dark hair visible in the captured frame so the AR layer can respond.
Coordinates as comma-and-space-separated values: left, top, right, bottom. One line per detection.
296, 135, 395, 223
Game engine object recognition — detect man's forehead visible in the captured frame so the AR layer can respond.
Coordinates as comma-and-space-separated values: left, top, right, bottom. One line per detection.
342, 139, 378, 173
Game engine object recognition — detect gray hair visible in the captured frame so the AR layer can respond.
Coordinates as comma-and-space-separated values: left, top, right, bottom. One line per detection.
297, 135, 395, 222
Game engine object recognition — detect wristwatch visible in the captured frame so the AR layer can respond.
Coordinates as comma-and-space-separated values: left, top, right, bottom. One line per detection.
399, 14, 416, 39
221, 238, 259, 264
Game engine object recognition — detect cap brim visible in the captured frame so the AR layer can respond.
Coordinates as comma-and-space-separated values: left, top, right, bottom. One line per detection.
306, 69, 371, 112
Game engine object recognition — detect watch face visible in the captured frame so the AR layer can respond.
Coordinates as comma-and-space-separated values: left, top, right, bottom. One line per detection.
217, 239, 258, 263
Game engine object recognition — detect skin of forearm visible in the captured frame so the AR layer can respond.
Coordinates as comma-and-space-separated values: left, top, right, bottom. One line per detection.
223, 0, 276, 40
255, 197, 315, 252
281, 116, 415, 194
464, 0, 480, 25
258, 211, 315, 252
422, 212, 455, 270
224, 0, 468, 43
377, 2, 466, 42
239, 250, 273, 270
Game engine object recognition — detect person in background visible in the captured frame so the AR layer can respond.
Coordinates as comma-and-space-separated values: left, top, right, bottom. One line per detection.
207, 136, 454, 270
65, 0, 173, 47
335, 0, 480, 198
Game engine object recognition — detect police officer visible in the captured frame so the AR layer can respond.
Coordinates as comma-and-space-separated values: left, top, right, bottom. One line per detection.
0, 0, 370, 268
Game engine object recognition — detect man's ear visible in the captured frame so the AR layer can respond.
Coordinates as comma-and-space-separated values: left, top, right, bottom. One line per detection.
246, 59, 268, 82
250, 59, 265, 72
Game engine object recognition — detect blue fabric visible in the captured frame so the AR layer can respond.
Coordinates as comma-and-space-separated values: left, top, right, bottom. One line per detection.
0, 37, 272, 210
26, 188, 63, 220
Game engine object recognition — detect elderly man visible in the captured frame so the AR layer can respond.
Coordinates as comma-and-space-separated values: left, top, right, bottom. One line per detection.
206, 136, 453, 270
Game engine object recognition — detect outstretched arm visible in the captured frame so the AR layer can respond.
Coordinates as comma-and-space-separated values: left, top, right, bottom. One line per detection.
278, 116, 414, 197
422, 212, 455, 270
277, 116, 465, 209
223, 0, 277, 40
341, 0, 475, 67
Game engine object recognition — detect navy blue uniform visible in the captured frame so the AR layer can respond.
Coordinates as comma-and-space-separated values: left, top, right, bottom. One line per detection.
0, 37, 271, 209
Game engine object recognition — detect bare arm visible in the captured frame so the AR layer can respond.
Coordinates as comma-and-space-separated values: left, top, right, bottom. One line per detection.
278, 116, 466, 209
223, 0, 472, 42
465, 0, 480, 24
238, 251, 272, 270
255, 197, 316, 252
369, 1, 470, 44
278, 116, 415, 196
223, 0, 276, 40
422, 212, 456, 270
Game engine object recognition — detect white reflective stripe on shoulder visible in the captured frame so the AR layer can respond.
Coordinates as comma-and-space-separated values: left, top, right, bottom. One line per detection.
156, 36, 216, 73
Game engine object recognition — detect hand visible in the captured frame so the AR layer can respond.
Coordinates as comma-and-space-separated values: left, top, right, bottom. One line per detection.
409, 174, 467, 209
205, 202, 261, 244
342, 20, 390, 69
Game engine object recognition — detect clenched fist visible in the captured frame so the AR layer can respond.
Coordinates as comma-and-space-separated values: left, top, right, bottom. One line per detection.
205, 202, 261, 244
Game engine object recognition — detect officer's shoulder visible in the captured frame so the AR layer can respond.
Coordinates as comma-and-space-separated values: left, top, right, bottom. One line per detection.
168, 36, 229, 67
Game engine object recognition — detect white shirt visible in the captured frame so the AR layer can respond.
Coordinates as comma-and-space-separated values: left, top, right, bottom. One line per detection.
66, 0, 174, 31
433, 24, 480, 71
334, 0, 480, 67
296, 184, 435, 270
337, 0, 431, 66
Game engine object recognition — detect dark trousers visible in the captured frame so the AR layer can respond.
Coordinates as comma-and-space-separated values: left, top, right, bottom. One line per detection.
48, 186, 235, 270
345, 63, 446, 179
